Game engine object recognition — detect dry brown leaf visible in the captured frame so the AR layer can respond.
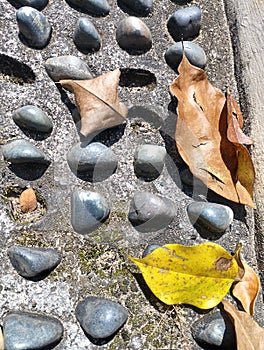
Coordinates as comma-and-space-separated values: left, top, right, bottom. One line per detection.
222, 299, 264, 350
19, 188, 37, 213
0, 327, 4, 350
170, 55, 255, 207
60, 69, 128, 137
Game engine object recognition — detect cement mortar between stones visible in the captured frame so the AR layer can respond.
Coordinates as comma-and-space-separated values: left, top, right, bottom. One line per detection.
0, 0, 263, 349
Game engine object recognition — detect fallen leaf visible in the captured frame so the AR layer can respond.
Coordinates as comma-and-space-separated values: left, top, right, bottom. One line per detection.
0, 327, 3, 350
170, 55, 255, 207
129, 242, 239, 309
19, 188, 37, 213
60, 69, 128, 137
222, 299, 264, 350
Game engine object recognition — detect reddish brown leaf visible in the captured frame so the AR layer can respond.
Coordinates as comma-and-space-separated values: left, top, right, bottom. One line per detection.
19, 188, 37, 213
60, 69, 128, 137
222, 299, 264, 350
170, 55, 255, 207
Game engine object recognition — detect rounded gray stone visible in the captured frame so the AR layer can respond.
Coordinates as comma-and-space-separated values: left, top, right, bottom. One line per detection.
7, 246, 61, 280
116, 17, 152, 54
75, 297, 128, 339
12, 105, 53, 133
44, 55, 92, 81
67, 142, 118, 181
134, 144, 166, 179
2, 139, 50, 164
74, 18, 101, 52
16, 6, 51, 49
66, 0, 110, 16
187, 201, 234, 233
9, 0, 49, 10
167, 6, 201, 42
3, 311, 64, 350
71, 190, 110, 234
118, 0, 153, 16
128, 192, 176, 232
165, 41, 207, 72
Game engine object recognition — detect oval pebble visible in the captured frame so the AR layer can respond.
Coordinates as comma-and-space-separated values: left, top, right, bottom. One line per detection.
67, 142, 117, 181
75, 297, 128, 339
9, 0, 49, 10
191, 312, 236, 349
116, 17, 152, 54
16, 6, 51, 49
74, 18, 101, 52
44, 55, 92, 81
71, 190, 110, 234
13, 105, 53, 133
118, 0, 153, 16
165, 41, 207, 72
2, 139, 50, 164
167, 6, 201, 42
134, 144, 166, 180
3, 311, 63, 350
128, 192, 176, 232
7, 246, 61, 280
187, 201, 234, 233
66, 0, 110, 16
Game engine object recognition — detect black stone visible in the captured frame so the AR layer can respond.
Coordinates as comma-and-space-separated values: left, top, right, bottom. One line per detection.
8, 0, 48, 10
66, 0, 110, 16
118, 0, 153, 16
74, 18, 101, 52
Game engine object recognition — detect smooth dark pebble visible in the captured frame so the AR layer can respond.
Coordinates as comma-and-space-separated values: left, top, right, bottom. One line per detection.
66, 0, 110, 16
75, 297, 128, 339
44, 55, 92, 81
167, 6, 201, 42
13, 105, 53, 133
67, 142, 117, 181
74, 18, 101, 52
128, 192, 176, 232
134, 144, 166, 179
142, 244, 162, 258
7, 246, 61, 280
71, 190, 110, 234
118, 0, 153, 16
3, 311, 63, 350
9, 0, 49, 10
2, 139, 50, 164
16, 6, 51, 49
191, 312, 236, 349
116, 17, 152, 54
165, 41, 207, 71
187, 201, 234, 233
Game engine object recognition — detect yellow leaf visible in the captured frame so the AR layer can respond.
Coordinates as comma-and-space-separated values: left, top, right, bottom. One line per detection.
129, 242, 239, 309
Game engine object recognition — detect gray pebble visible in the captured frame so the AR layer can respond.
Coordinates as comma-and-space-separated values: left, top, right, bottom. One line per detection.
165, 41, 207, 72
167, 6, 201, 42
3, 311, 63, 350
13, 105, 53, 133
187, 201, 234, 233
128, 192, 176, 232
67, 142, 117, 181
44, 55, 92, 81
116, 17, 152, 54
7, 246, 61, 280
2, 139, 50, 164
66, 0, 110, 16
134, 144, 166, 179
16, 6, 51, 49
9, 0, 48, 10
74, 18, 101, 52
191, 312, 236, 349
118, 0, 153, 16
75, 297, 128, 339
142, 244, 162, 258
71, 190, 110, 234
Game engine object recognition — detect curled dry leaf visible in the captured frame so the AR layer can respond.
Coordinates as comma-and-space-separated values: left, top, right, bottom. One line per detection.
19, 188, 37, 213
129, 242, 239, 309
222, 299, 264, 350
170, 55, 255, 207
60, 69, 128, 137
0, 327, 4, 350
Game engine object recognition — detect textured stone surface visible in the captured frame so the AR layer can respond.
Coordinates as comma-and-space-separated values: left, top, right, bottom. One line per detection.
165, 41, 207, 71
71, 190, 110, 234
75, 297, 128, 339
3, 311, 64, 350
118, 0, 153, 16
74, 18, 101, 53
7, 246, 61, 280
16, 6, 51, 49
66, 0, 110, 16
44, 55, 92, 81
8, 0, 49, 10
12, 105, 53, 133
